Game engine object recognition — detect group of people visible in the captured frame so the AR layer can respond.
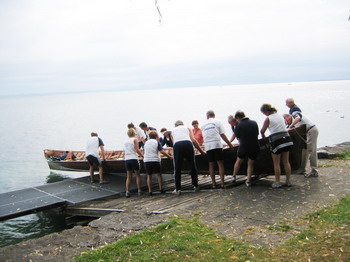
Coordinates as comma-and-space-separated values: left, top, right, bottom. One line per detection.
85, 97, 319, 196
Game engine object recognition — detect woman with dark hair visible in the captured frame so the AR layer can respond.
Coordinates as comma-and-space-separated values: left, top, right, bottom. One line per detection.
260, 104, 293, 188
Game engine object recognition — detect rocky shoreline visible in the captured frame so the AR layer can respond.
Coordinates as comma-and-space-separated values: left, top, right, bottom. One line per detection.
1, 142, 350, 262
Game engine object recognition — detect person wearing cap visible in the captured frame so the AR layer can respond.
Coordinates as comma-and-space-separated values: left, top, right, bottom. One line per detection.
159, 128, 173, 147
171, 120, 206, 195
284, 112, 319, 177
86, 132, 108, 184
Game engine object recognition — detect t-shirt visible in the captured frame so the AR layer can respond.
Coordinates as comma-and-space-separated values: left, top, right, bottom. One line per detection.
172, 126, 191, 144
201, 118, 225, 151
267, 113, 287, 135
135, 127, 146, 142
289, 105, 302, 115
144, 139, 163, 162
231, 125, 236, 134
292, 112, 314, 130
192, 128, 204, 145
235, 118, 259, 151
86, 137, 104, 158
124, 137, 138, 160
144, 127, 157, 141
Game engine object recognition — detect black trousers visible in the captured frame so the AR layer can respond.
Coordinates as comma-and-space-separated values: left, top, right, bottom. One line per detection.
173, 140, 198, 190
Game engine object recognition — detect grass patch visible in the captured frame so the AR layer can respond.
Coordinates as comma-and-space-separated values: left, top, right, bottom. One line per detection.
318, 163, 337, 168
74, 217, 253, 262
335, 149, 350, 160
74, 196, 350, 262
268, 221, 292, 232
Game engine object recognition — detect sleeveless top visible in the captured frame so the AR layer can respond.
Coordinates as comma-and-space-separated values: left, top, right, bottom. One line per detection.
124, 137, 138, 160
267, 113, 287, 135
172, 126, 191, 144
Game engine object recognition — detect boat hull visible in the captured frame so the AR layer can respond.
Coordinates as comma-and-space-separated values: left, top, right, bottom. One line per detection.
45, 126, 306, 175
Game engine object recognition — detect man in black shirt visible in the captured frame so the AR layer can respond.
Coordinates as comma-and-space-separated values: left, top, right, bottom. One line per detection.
232, 111, 260, 186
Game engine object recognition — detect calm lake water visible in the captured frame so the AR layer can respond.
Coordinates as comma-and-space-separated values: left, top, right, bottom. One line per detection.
0, 80, 349, 247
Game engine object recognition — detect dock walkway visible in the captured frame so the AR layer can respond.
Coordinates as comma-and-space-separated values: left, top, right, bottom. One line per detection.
0, 173, 168, 221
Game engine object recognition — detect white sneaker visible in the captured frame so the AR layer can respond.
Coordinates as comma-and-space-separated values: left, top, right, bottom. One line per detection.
272, 182, 283, 188
172, 189, 181, 195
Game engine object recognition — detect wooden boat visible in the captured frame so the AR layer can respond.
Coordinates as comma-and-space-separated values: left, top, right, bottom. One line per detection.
44, 126, 306, 175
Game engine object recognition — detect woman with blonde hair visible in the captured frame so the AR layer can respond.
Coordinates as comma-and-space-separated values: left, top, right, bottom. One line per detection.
260, 104, 293, 188
124, 128, 144, 197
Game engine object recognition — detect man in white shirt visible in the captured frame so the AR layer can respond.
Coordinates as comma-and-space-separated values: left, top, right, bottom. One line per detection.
86, 132, 108, 184
202, 110, 233, 188
284, 112, 319, 177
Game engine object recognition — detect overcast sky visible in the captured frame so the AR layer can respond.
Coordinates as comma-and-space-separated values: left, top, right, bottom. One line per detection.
0, 0, 349, 96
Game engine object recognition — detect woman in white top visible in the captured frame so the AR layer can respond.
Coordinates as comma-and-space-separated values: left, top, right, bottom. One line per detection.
124, 128, 144, 198
260, 104, 293, 188
171, 120, 205, 194
144, 131, 173, 195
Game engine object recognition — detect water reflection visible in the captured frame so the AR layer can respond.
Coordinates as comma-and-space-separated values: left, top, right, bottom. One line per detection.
0, 211, 69, 248
0, 171, 79, 248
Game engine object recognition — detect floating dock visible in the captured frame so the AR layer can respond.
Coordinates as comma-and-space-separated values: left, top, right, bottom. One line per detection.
0, 173, 160, 221
0, 172, 267, 221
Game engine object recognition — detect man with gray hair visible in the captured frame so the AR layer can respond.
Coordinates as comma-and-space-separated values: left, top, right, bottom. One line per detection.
86, 132, 108, 184
284, 112, 319, 177
202, 110, 233, 188
227, 115, 238, 143
285, 98, 302, 114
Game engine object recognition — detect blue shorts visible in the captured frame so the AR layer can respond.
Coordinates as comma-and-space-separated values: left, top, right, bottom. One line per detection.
125, 159, 140, 171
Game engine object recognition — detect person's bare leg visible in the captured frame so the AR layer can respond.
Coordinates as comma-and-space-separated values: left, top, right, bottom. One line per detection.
247, 158, 255, 182
271, 153, 281, 182
126, 171, 132, 192
282, 151, 291, 183
89, 166, 94, 181
233, 157, 243, 181
217, 161, 225, 188
147, 174, 152, 193
98, 166, 104, 181
157, 173, 163, 191
209, 162, 216, 188
135, 170, 141, 191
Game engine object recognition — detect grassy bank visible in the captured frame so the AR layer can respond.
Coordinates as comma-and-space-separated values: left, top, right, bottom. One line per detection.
74, 196, 350, 262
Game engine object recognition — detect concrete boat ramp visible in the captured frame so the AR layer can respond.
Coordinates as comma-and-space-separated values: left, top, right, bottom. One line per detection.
0, 173, 260, 221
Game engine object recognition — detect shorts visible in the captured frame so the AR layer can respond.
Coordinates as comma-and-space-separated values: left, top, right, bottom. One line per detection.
144, 161, 161, 175
269, 133, 293, 155
125, 159, 140, 171
86, 155, 102, 166
237, 147, 260, 160
207, 148, 223, 163
272, 145, 292, 155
